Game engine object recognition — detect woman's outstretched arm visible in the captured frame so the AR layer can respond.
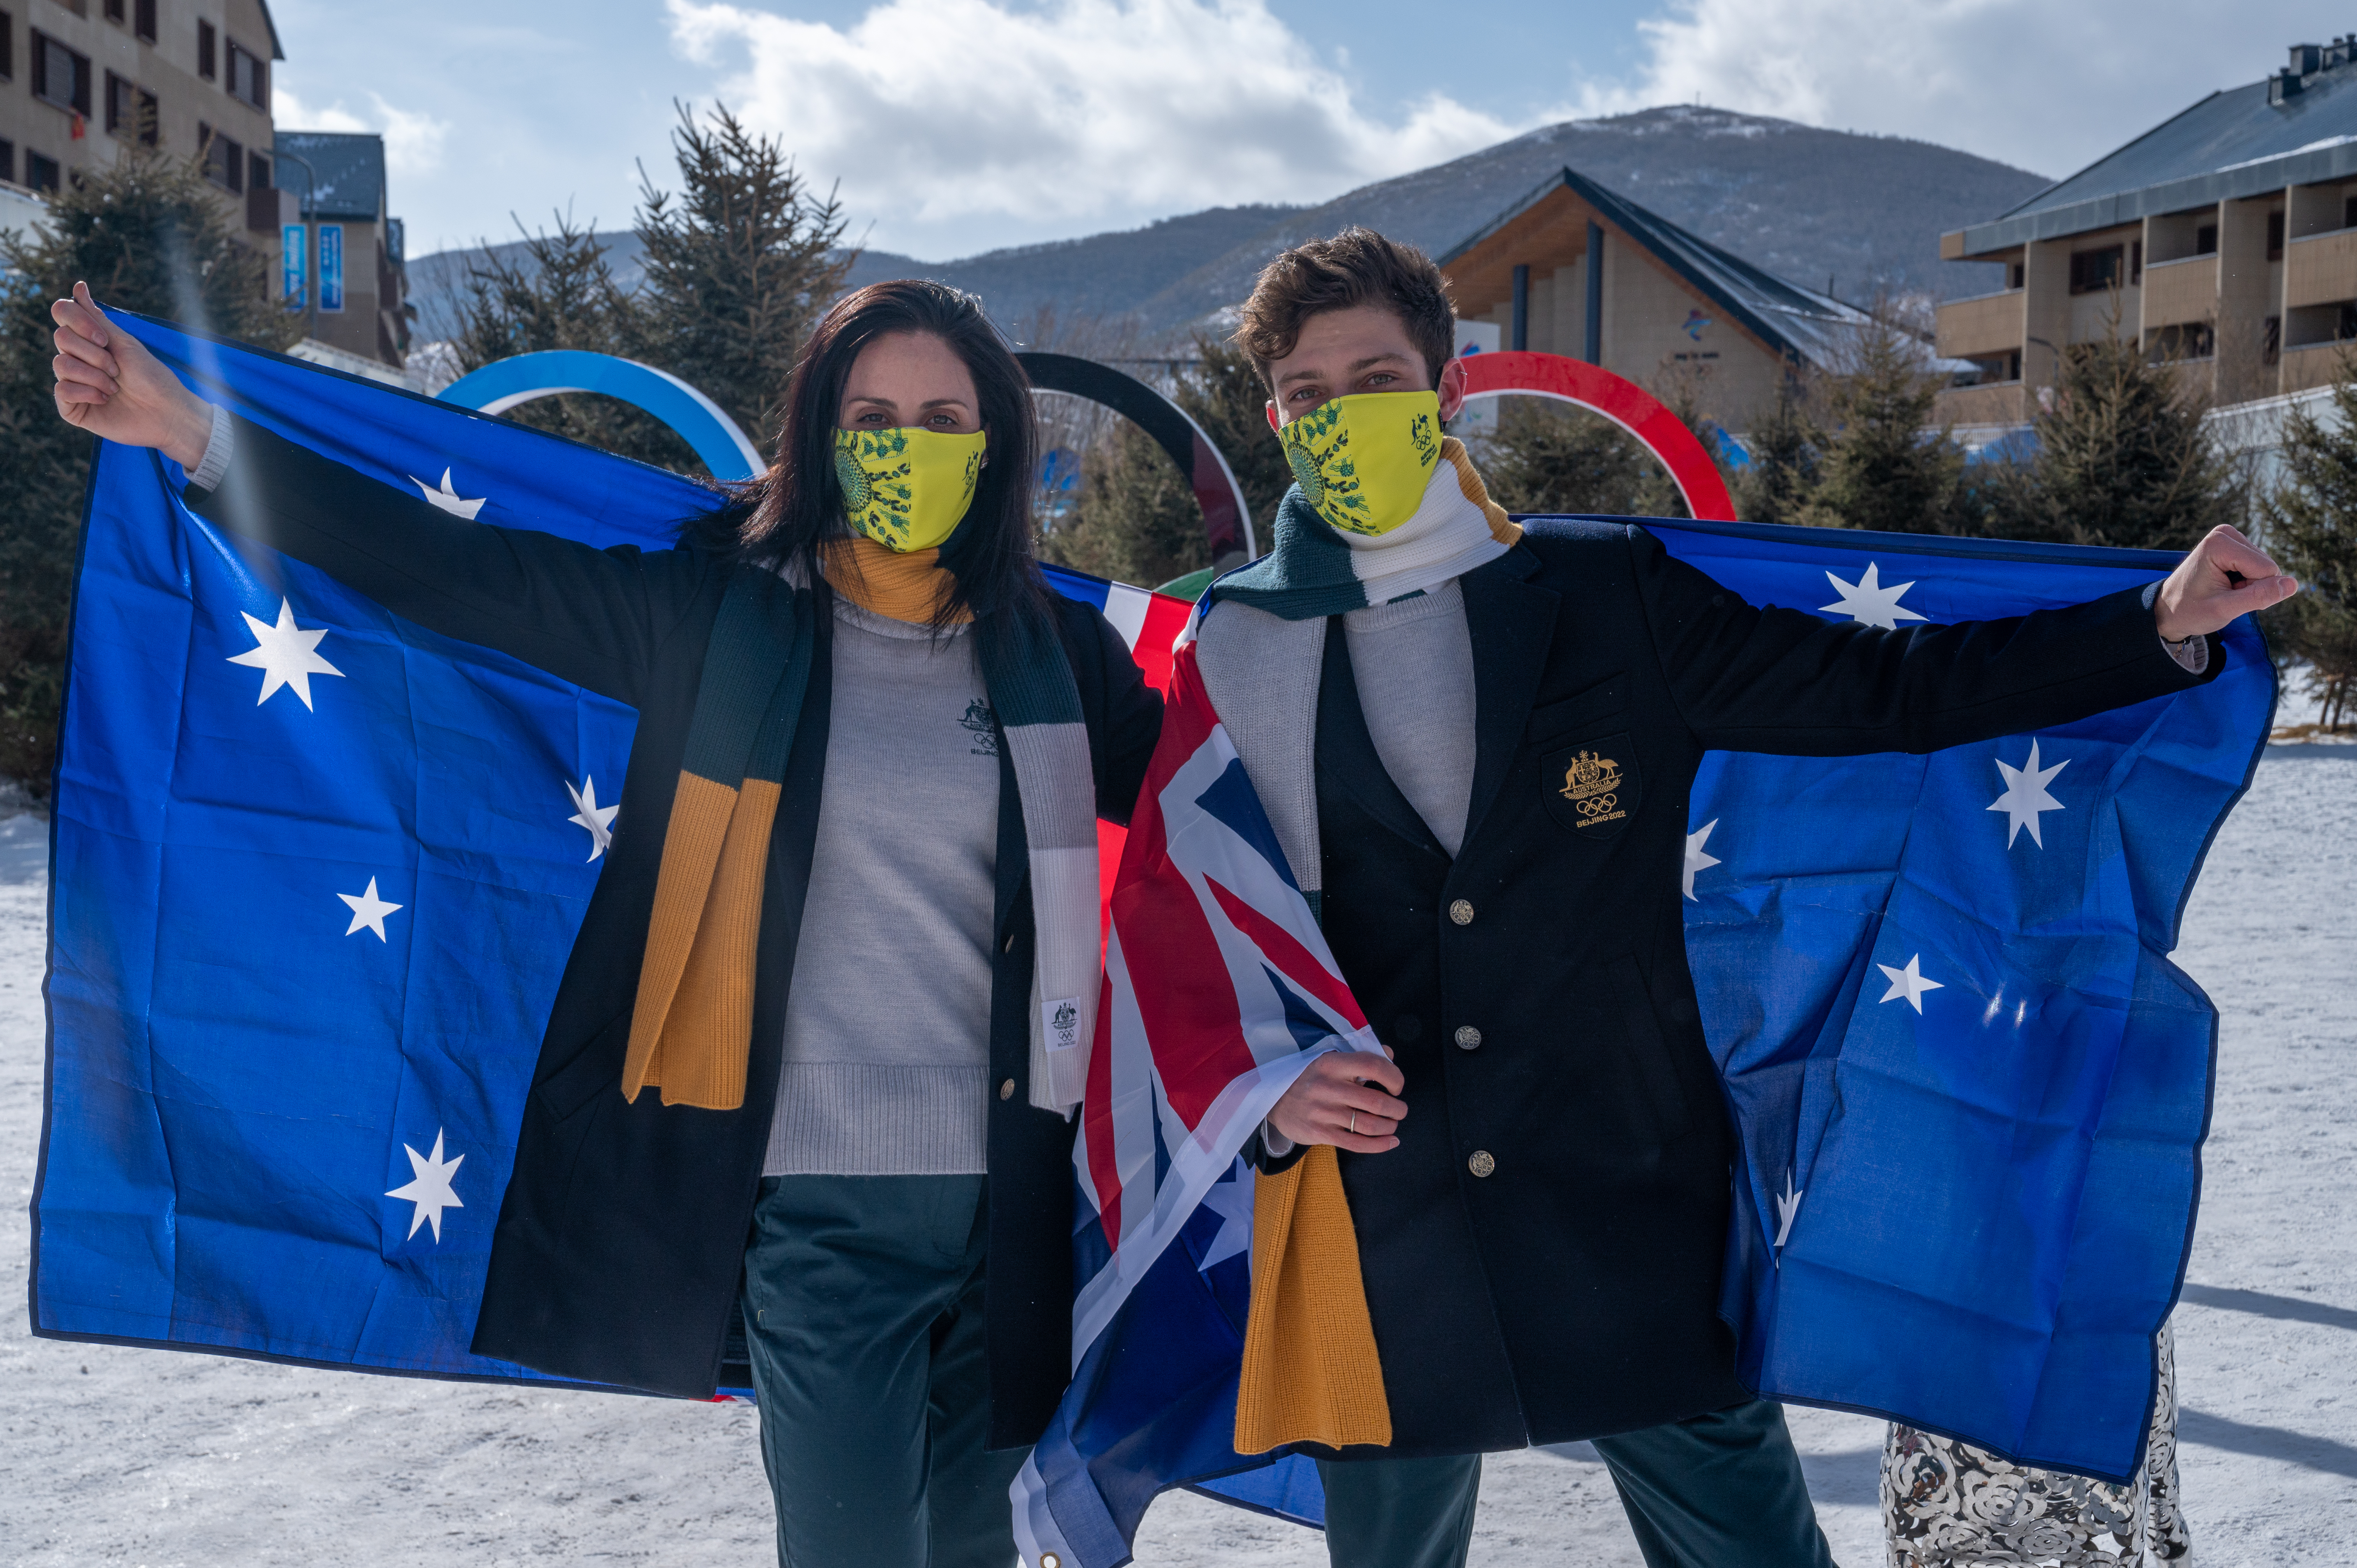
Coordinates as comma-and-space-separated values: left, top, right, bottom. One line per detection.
51, 283, 713, 706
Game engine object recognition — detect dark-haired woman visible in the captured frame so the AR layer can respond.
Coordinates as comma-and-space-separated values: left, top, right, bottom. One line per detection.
50, 278, 1161, 1568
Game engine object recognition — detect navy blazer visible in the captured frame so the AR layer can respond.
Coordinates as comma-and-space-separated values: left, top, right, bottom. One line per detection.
1285, 519, 2216, 1457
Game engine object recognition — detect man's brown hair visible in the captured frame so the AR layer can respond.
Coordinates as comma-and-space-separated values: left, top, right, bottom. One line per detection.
1235, 227, 1458, 390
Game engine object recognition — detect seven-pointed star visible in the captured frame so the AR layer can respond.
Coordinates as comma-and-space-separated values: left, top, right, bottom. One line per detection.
566, 776, 620, 861
1774, 1170, 1804, 1251
227, 597, 345, 710
1683, 818, 1723, 901
1987, 739, 2069, 848
339, 876, 404, 940
385, 1129, 465, 1242
409, 468, 488, 520
1818, 563, 1929, 630
1196, 1158, 1254, 1275
1876, 952, 1945, 1013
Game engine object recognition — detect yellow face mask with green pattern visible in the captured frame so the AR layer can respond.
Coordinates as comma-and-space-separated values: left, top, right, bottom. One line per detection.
833, 426, 988, 552
1277, 389, 1442, 537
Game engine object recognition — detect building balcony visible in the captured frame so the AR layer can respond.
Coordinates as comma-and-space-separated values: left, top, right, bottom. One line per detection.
2140, 253, 2219, 327
2278, 339, 2354, 395
2285, 228, 2357, 310
1934, 381, 2027, 426
1935, 288, 2024, 359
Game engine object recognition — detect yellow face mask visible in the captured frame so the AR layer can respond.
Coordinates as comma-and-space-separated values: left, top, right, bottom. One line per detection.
833, 426, 988, 552
1277, 389, 1442, 537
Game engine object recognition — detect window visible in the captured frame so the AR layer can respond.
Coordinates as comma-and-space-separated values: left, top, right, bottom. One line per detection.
134, 0, 153, 42
2131, 240, 2143, 284
2008, 261, 2025, 290
2147, 323, 2214, 362
27, 151, 61, 194
225, 39, 265, 108
2265, 314, 2281, 366
2267, 212, 2286, 261
200, 124, 243, 192
105, 70, 133, 133
103, 0, 122, 21
2, 13, 11, 82
0, 139, 13, 186
32, 32, 92, 115
2340, 302, 2357, 342
2195, 224, 2218, 255
197, 18, 214, 79
248, 150, 269, 191
2068, 245, 2123, 295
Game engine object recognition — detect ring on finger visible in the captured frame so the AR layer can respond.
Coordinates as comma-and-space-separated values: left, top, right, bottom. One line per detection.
1348, 1113, 1358, 1135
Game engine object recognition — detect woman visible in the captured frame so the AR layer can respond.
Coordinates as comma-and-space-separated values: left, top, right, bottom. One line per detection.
50, 277, 1162, 1568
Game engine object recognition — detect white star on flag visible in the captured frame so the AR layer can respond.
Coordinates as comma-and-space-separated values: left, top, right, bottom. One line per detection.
339, 877, 403, 940
385, 1129, 465, 1242
409, 468, 488, 520
1774, 1170, 1804, 1251
1819, 563, 1929, 630
566, 777, 620, 861
226, 597, 344, 709
1195, 1158, 1255, 1275
1987, 739, 2069, 848
1876, 952, 1945, 1013
1683, 819, 1722, 901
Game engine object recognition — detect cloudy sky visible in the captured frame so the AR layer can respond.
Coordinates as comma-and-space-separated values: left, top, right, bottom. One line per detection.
266, 0, 2330, 262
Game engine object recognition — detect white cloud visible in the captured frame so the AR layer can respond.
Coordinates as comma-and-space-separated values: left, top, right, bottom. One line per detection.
666, 0, 1547, 241
1573, 0, 2324, 180
271, 86, 451, 179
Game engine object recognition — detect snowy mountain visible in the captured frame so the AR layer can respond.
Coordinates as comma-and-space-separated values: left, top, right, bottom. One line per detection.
403, 107, 2049, 343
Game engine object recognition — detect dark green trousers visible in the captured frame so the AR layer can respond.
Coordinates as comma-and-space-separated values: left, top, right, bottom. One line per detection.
739, 1174, 1022, 1568
1318, 1400, 1833, 1568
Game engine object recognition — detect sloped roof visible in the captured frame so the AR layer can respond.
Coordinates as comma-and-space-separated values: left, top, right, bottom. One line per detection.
1439, 166, 1875, 368
273, 132, 385, 222
1954, 60, 2357, 254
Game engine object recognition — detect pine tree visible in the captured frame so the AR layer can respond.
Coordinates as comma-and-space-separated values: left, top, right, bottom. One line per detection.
1474, 397, 1663, 516
2260, 360, 2357, 732
1982, 329, 2235, 551
1041, 418, 1208, 588
1795, 317, 1965, 533
447, 211, 701, 473
1170, 333, 1292, 548
1037, 333, 1292, 590
1729, 372, 1821, 525
0, 145, 299, 793
632, 103, 853, 461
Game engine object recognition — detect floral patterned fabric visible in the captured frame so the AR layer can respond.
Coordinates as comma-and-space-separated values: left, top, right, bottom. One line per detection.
1883, 1324, 2191, 1567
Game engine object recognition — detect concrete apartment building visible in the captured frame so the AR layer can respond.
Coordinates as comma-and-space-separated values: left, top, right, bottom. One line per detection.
1938, 36, 2357, 426
1438, 166, 1874, 432
1, 0, 281, 228
274, 129, 410, 373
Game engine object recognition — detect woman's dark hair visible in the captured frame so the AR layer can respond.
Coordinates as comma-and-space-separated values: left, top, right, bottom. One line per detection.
683, 278, 1045, 627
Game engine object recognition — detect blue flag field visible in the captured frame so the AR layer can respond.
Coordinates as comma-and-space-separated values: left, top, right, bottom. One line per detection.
33, 318, 2271, 1543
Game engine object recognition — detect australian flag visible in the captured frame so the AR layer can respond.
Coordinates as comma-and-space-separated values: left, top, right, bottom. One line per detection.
1015, 529, 2272, 1564
27, 313, 1185, 1391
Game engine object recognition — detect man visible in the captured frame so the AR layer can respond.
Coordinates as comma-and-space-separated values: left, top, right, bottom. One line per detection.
1188, 228, 2291, 1568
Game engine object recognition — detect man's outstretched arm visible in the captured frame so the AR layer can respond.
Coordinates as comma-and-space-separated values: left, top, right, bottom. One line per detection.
1631, 524, 2294, 758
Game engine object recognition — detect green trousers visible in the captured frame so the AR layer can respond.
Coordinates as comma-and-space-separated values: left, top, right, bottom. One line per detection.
1318, 1399, 1834, 1568
739, 1174, 1022, 1568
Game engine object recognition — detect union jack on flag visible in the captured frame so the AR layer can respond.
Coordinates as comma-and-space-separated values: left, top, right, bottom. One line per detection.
1014, 601, 1379, 1563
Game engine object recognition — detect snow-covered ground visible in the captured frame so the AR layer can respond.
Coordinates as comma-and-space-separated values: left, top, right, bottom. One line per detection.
4, 747, 2352, 1566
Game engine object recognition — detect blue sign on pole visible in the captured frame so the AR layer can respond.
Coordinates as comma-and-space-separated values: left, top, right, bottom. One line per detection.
281, 224, 306, 307
318, 225, 344, 313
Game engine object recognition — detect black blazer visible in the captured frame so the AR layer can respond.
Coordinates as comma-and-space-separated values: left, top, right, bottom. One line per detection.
188, 418, 1163, 1447
1280, 519, 2216, 1457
